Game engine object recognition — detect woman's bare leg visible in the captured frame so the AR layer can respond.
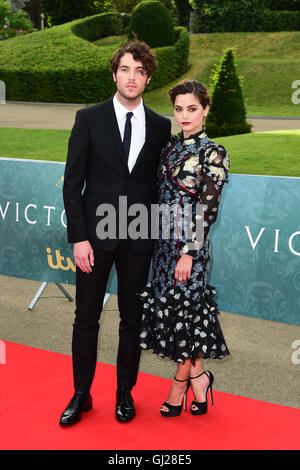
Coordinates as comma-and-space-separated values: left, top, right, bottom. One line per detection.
189, 358, 210, 410
161, 360, 191, 412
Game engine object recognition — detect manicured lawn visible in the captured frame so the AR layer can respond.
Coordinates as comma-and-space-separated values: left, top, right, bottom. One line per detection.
0, 128, 69, 162
214, 130, 300, 177
1, 127, 299, 177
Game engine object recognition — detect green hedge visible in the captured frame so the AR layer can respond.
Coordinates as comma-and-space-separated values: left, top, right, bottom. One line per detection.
71, 12, 124, 41
0, 13, 189, 103
261, 10, 300, 32
267, 0, 300, 10
191, 0, 300, 33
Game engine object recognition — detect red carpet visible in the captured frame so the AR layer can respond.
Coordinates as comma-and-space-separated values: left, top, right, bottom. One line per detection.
0, 341, 299, 450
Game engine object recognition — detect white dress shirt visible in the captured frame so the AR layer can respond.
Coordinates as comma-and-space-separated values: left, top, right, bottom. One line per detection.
113, 94, 146, 173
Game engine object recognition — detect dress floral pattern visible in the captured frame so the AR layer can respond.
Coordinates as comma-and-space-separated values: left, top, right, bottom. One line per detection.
138, 129, 230, 364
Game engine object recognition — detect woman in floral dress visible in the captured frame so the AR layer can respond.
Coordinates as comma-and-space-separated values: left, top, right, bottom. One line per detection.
138, 80, 230, 417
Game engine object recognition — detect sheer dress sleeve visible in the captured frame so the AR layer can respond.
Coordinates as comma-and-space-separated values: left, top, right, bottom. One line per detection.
181, 144, 230, 257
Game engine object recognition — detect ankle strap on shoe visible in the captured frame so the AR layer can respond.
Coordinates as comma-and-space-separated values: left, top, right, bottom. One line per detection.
173, 376, 189, 382
189, 370, 206, 380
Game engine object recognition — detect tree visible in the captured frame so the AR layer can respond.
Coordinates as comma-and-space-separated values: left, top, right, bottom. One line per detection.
24, 0, 42, 29
113, 0, 140, 13
0, 0, 33, 37
206, 48, 252, 138
39, 0, 113, 26
174, 0, 191, 28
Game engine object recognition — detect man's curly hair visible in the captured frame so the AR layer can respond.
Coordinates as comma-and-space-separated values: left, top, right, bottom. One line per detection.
110, 41, 157, 78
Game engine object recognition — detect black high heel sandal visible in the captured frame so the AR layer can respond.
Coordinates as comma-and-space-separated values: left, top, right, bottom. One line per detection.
160, 376, 191, 418
189, 370, 214, 416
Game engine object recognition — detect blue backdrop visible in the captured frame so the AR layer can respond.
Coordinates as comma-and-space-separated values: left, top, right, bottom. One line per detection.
1, 158, 299, 325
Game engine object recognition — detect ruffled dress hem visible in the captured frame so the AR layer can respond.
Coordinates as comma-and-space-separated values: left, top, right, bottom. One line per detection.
138, 281, 230, 365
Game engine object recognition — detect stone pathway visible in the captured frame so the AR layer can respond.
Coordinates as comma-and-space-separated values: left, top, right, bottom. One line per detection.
0, 102, 299, 132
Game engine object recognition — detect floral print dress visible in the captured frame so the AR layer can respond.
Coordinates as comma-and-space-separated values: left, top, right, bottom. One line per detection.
138, 129, 231, 364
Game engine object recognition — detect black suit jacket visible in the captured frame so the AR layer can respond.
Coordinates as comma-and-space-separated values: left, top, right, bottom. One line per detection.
63, 98, 171, 252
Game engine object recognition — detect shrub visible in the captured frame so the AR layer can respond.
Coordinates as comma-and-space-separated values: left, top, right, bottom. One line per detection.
0, 12, 189, 103
267, 0, 300, 10
262, 10, 300, 31
72, 12, 123, 41
191, 0, 300, 32
128, 1, 175, 48
0, 0, 33, 38
206, 48, 252, 138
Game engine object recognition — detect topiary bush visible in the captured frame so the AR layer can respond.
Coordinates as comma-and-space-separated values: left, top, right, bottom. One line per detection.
72, 12, 123, 41
206, 48, 252, 138
128, 0, 175, 48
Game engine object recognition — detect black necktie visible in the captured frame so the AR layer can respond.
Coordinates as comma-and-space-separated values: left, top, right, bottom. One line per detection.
123, 112, 133, 162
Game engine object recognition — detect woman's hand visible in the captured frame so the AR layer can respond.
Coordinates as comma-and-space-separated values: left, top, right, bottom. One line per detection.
175, 254, 193, 283
74, 240, 94, 273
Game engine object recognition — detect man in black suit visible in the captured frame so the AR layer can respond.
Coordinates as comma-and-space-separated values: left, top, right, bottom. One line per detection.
60, 41, 171, 426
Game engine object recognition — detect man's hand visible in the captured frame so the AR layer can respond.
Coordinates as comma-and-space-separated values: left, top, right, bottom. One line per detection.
74, 240, 94, 273
175, 254, 193, 283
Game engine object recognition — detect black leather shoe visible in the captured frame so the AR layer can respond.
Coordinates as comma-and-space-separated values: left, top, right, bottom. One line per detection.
59, 391, 92, 426
115, 389, 135, 423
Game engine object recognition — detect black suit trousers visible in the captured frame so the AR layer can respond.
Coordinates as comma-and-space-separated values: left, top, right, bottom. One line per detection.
72, 244, 152, 394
